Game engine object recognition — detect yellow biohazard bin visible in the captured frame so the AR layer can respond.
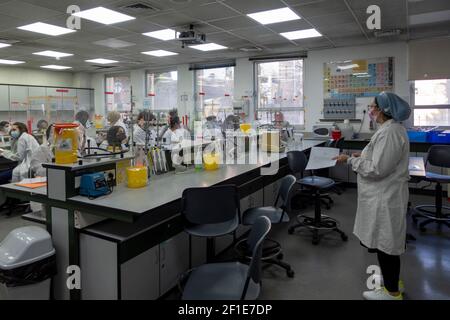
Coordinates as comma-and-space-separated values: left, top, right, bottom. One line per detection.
126, 166, 148, 188
54, 123, 79, 164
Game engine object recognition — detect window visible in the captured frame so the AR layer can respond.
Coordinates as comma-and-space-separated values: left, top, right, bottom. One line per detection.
255, 59, 304, 126
105, 74, 131, 113
145, 70, 178, 110
413, 79, 450, 127
195, 67, 234, 121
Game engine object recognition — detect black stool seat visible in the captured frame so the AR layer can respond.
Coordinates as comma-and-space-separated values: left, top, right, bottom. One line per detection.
185, 216, 239, 237
242, 207, 289, 225
298, 176, 335, 189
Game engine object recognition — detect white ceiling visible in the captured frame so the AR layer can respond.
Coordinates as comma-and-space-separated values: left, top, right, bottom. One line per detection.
0, 0, 448, 72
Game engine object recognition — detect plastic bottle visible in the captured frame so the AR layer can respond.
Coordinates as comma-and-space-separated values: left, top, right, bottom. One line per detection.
195, 148, 203, 172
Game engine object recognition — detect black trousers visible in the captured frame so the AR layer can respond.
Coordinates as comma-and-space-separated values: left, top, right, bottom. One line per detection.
376, 250, 400, 292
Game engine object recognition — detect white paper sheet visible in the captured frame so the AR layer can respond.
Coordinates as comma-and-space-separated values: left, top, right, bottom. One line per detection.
305, 147, 339, 170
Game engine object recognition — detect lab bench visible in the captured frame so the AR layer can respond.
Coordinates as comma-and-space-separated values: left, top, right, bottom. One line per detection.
0, 139, 324, 300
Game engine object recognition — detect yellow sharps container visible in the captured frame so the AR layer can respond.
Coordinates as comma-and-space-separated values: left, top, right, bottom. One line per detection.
126, 166, 148, 188
54, 123, 79, 164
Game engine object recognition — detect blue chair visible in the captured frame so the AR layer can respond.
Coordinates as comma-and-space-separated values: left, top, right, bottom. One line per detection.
181, 216, 271, 300
412, 145, 450, 231
287, 150, 348, 245
181, 184, 240, 265
235, 175, 296, 278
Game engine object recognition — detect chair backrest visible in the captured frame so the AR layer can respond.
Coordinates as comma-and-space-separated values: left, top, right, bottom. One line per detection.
426, 145, 450, 168
242, 216, 271, 299
274, 174, 297, 209
287, 150, 308, 178
181, 184, 239, 225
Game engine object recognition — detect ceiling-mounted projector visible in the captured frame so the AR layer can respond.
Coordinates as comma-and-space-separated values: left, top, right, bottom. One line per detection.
178, 24, 206, 48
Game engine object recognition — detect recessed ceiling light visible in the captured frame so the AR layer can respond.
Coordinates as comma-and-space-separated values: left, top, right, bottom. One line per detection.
280, 28, 322, 40
41, 65, 72, 70
142, 29, 179, 41
0, 43, 11, 49
189, 43, 227, 51
85, 58, 118, 64
142, 50, 178, 57
247, 7, 300, 25
73, 6, 135, 25
33, 50, 73, 58
0, 59, 24, 65
93, 38, 135, 48
17, 22, 76, 36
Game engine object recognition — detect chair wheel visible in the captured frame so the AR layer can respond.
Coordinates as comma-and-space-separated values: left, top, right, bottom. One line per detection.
277, 253, 284, 260
341, 234, 348, 241
288, 227, 294, 235
287, 269, 295, 278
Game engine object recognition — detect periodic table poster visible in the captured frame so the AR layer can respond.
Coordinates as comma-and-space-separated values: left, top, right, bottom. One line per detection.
323, 57, 394, 99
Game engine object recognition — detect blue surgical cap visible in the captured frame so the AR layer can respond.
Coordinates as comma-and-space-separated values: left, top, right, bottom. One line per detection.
376, 92, 411, 121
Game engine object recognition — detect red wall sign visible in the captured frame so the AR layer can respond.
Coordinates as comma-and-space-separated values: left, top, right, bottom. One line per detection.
56, 89, 69, 93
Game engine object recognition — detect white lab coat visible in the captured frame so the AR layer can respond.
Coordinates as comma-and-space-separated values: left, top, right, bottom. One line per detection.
30, 143, 53, 177
2, 133, 40, 182
348, 119, 410, 255
133, 124, 156, 146
162, 128, 190, 146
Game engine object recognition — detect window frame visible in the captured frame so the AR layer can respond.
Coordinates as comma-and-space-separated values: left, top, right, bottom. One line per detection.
104, 72, 131, 114
145, 69, 178, 112
253, 58, 305, 129
410, 80, 450, 128
193, 66, 235, 119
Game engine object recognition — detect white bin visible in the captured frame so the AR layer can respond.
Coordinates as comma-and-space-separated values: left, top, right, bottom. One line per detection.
0, 226, 56, 300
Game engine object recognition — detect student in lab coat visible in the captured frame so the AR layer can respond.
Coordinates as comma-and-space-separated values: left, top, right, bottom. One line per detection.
0, 122, 40, 183
162, 116, 190, 146
133, 110, 157, 146
0, 121, 10, 136
30, 124, 54, 178
75, 110, 97, 154
334, 92, 411, 300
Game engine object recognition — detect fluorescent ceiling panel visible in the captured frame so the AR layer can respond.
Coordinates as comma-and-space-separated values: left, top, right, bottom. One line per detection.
85, 58, 118, 64
142, 50, 178, 57
73, 7, 135, 25
280, 28, 322, 40
189, 43, 227, 51
17, 22, 76, 36
247, 7, 300, 25
0, 59, 24, 65
0, 43, 11, 48
33, 50, 73, 58
41, 65, 72, 70
142, 29, 179, 41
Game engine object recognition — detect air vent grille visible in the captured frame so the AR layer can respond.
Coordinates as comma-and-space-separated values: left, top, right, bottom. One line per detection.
119, 1, 161, 14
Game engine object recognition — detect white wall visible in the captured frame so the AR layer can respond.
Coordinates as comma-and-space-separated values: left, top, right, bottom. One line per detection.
303, 41, 409, 133
0, 66, 74, 87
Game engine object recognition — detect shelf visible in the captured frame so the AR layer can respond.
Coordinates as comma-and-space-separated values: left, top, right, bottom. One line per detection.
320, 119, 362, 122
22, 212, 46, 225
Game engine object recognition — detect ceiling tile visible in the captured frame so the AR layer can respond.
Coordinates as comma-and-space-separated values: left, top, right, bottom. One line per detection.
319, 22, 362, 37
308, 11, 355, 28
292, 0, 348, 18
208, 16, 260, 30
0, 0, 63, 20
179, 2, 240, 21
408, 0, 450, 15
145, 12, 195, 28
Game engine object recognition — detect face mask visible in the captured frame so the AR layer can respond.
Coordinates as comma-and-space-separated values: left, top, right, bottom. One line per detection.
10, 130, 20, 139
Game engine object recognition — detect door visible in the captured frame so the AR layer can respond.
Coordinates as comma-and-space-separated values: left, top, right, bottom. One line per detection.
159, 232, 189, 296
